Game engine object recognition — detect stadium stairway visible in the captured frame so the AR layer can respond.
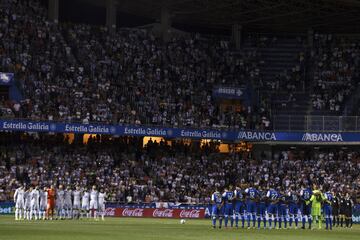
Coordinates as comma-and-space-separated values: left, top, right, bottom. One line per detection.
256, 37, 305, 90
243, 37, 311, 131
271, 92, 311, 131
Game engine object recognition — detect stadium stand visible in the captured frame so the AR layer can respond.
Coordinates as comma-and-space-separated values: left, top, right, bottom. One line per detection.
0, 133, 359, 203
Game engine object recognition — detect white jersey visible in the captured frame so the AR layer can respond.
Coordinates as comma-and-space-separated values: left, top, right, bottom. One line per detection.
73, 190, 81, 204
57, 190, 65, 202
90, 190, 98, 202
73, 190, 81, 208
24, 191, 31, 209
82, 192, 90, 207
64, 190, 72, 209
98, 192, 106, 205
31, 189, 40, 205
39, 190, 48, 209
57, 190, 65, 209
30, 189, 40, 211
89, 190, 98, 210
98, 192, 106, 211
65, 190, 72, 202
14, 188, 25, 209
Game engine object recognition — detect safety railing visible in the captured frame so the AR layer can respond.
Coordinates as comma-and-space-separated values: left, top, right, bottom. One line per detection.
273, 115, 360, 132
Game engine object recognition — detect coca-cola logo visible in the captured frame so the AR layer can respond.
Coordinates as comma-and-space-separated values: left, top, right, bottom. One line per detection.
105, 208, 115, 216
152, 209, 174, 218
179, 210, 201, 218
122, 208, 144, 217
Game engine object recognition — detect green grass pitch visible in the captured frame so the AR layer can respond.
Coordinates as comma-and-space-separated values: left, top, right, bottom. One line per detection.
0, 216, 359, 240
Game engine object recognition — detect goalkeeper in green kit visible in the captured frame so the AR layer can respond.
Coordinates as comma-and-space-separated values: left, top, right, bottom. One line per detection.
306, 184, 325, 229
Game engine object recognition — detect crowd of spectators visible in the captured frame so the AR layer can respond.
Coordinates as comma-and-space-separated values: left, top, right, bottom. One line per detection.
310, 34, 360, 113
2, 0, 360, 132
0, 0, 272, 130
0, 133, 359, 203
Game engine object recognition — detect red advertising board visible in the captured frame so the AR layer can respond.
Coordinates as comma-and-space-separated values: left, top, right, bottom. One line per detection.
105, 208, 205, 219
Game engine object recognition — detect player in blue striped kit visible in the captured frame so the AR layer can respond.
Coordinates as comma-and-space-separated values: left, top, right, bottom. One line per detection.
278, 189, 288, 229
245, 184, 259, 229
323, 188, 334, 230
211, 188, 224, 229
266, 186, 279, 229
300, 185, 313, 229
257, 186, 267, 229
287, 186, 300, 229
234, 186, 245, 228
222, 186, 235, 228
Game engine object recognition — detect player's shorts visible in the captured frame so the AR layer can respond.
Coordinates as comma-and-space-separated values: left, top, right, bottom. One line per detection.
47, 199, 55, 209
31, 203, 40, 210
234, 201, 246, 215
64, 201, 72, 210
268, 203, 278, 215
24, 201, 31, 210
246, 200, 257, 214
56, 201, 64, 210
332, 207, 339, 216
98, 203, 105, 212
89, 200, 98, 210
301, 203, 311, 216
323, 204, 332, 217
344, 209, 352, 218
223, 203, 233, 216
82, 203, 89, 211
311, 206, 321, 216
257, 203, 266, 216
289, 203, 299, 215
212, 204, 224, 217
73, 202, 81, 209
339, 207, 347, 215
278, 204, 287, 217
40, 203, 47, 211
15, 200, 24, 209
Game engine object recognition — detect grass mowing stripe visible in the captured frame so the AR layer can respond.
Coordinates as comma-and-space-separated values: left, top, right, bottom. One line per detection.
0, 216, 359, 240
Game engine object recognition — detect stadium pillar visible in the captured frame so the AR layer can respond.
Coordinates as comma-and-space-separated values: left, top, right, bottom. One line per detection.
106, 0, 117, 32
232, 23, 242, 50
48, 0, 59, 23
161, 6, 172, 42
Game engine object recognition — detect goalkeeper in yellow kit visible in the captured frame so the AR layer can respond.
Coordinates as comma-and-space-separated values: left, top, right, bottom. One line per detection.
306, 184, 325, 229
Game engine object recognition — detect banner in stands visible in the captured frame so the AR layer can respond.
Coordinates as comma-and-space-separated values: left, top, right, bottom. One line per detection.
105, 208, 205, 219
212, 86, 245, 99
0, 202, 14, 215
2, 119, 360, 142
0, 72, 14, 85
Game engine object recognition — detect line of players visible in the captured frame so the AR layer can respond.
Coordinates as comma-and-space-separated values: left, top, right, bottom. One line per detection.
211, 183, 354, 230
13, 184, 107, 221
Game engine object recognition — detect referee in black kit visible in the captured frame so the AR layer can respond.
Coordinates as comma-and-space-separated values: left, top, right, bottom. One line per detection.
332, 191, 340, 227
339, 192, 354, 228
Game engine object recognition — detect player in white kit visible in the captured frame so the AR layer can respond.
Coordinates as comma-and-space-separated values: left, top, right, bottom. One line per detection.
98, 189, 106, 221
64, 186, 73, 219
39, 187, 48, 220
56, 185, 65, 219
30, 186, 40, 220
72, 186, 82, 219
24, 187, 32, 220
14, 185, 25, 220
81, 188, 90, 219
90, 185, 99, 220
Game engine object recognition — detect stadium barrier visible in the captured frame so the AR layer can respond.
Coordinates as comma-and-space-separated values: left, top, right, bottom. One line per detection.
105, 208, 204, 219
3, 119, 360, 142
